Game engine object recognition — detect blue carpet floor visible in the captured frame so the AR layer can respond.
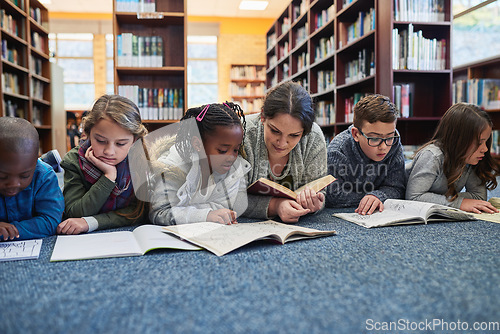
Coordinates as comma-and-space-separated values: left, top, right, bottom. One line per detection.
1, 202, 499, 334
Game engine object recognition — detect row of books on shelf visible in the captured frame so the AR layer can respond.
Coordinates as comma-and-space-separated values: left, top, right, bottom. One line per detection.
118, 85, 184, 121
313, 4, 335, 31
232, 98, 263, 114
267, 32, 276, 50
29, 7, 43, 26
315, 101, 335, 126
1, 40, 20, 65
394, 0, 445, 22
115, 0, 156, 13
30, 55, 43, 76
392, 24, 446, 71
31, 31, 46, 53
31, 78, 45, 101
314, 36, 334, 63
346, 8, 375, 45
317, 70, 334, 93
1, 10, 23, 38
295, 24, 308, 47
3, 99, 24, 118
393, 83, 414, 118
492, 130, 500, 156
344, 49, 375, 84
297, 52, 308, 72
2, 72, 21, 95
345, 93, 369, 123
281, 17, 291, 36
230, 66, 265, 81
279, 41, 289, 59
292, 0, 307, 21
230, 82, 265, 97
453, 79, 500, 111
117, 33, 163, 68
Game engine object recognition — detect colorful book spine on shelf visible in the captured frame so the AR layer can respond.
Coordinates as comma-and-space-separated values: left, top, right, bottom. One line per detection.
117, 33, 163, 67
314, 5, 335, 30
292, 1, 307, 21
453, 79, 500, 111
2, 40, 21, 66
267, 32, 276, 50
492, 130, 500, 155
393, 83, 414, 117
116, 0, 156, 13
3, 99, 24, 118
31, 31, 46, 53
118, 85, 184, 120
346, 8, 375, 44
29, 7, 43, 25
297, 52, 308, 72
295, 24, 308, 47
344, 93, 369, 123
392, 24, 446, 71
31, 78, 45, 100
317, 70, 335, 93
394, 0, 445, 22
281, 17, 291, 35
315, 101, 335, 126
314, 36, 334, 63
344, 49, 375, 84
2, 72, 21, 95
1, 10, 22, 38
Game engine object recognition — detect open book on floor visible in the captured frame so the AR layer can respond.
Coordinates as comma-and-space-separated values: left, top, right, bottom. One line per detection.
162, 220, 337, 256
50, 225, 201, 262
247, 175, 336, 200
333, 199, 476, 228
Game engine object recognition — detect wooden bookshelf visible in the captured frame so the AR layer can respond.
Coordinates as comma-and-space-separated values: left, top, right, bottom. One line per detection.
113, 0, 187, 131
0, 0, 52, 153
265, 0, 452, 146
453, 55, 500, 156
230, 64, 266, 114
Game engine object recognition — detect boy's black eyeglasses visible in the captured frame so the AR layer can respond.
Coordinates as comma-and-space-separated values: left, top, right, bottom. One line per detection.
358, 129, 400, 147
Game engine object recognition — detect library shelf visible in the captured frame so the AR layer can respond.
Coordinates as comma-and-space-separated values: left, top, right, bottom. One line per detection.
230, 64, 266, 114
113, 0, 187, 131
0, 0, 53, 153
265, 0, 452, 145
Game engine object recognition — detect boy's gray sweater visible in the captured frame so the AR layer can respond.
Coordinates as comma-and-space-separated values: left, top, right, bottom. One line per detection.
325, 126, 406, 207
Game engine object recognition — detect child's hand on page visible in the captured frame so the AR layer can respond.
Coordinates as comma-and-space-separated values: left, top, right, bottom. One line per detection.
355, 195, 383, 215
0, 222, 19, 240
276, 198, 310, 223
207, 209, 237, 225
297, 187, 324, 213
460, 199, 499, 214
85, 147, 117, 182
57, 218, 90, 235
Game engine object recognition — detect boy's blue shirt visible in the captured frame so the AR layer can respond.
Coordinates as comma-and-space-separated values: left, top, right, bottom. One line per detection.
325, 126, 406, 207
0, 159, 64, 240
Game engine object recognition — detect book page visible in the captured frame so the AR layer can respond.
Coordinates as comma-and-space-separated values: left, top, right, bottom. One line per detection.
162, 221, 335, 256
295, 175, 336, 194
471, 212, 500, 224
334, 210, 426, 228
383, 199, 438, 218
0, 239, 42, 262
132, 225, 202, 253
50, 231, 142, 261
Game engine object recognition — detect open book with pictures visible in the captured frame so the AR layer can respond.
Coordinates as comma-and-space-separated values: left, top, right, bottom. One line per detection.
50, 225, 201, 262
247, 175, 336, 200
162, 220, 337, 256
334, 199, 475, 228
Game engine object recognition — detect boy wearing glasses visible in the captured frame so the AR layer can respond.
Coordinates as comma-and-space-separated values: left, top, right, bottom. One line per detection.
325, 94, 405, 214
